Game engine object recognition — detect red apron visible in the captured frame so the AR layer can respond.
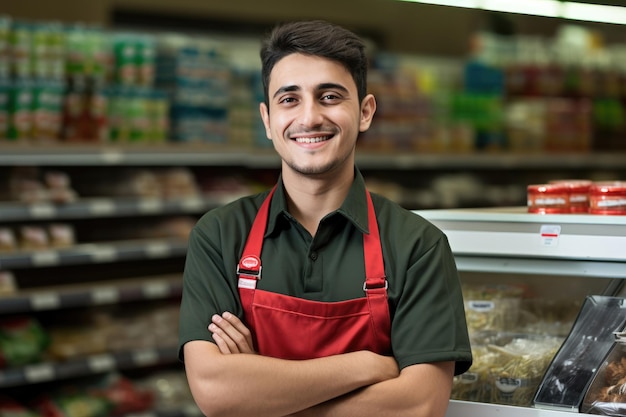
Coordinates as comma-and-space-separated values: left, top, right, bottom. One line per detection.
237, 186, 391, 360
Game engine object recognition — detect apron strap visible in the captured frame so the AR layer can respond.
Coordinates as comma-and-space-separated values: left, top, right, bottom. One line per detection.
363, 190, 386, 290
237, 186, 276, 289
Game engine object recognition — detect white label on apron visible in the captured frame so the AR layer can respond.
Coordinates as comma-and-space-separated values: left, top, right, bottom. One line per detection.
238, 278, 257, 290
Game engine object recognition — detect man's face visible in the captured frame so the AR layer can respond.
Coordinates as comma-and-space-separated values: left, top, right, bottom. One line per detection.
260, 53, 375, 179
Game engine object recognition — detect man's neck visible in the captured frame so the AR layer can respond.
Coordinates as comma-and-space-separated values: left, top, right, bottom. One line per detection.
282, 168, 354, 237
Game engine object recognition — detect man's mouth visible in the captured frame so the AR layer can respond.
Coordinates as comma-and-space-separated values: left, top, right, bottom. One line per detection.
293, 135, 332, 144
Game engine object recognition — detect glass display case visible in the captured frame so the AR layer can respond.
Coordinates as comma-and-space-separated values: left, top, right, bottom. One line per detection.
416, 207, 626, 417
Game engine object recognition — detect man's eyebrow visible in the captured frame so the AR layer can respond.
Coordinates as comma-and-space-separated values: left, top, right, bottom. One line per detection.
273, 85, 300, 99
318, 83, 349, 93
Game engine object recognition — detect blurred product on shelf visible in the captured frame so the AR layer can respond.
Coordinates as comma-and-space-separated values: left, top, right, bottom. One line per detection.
528, 179, 626, 215
0, 228, 17, 252
0, 14, 625, 152
0, 316, 49, 368
463, 283, 525, 334
0, 370, 195, 417
19, 225, 50, 250
549, 179, 593, 213
589, 181, 626, 215
0, 271, 16, 295
46, 303, 179, 360
79, 167, 200, 199
527, 183, 570, 214
5, 168, 78, 203
457, 333, 562, 407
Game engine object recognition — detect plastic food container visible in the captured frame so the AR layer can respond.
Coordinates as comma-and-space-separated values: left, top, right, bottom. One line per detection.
550, 179, 592, 213
527, 184, 569, 214
589, 182, 626, 215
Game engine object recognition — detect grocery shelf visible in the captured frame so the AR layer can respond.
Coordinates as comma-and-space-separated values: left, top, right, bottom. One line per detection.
0, 196, 222, 222
0, 238, 188, 270
446, 400, 581, 417
416, 207, 626, 263
0, 274, 182, 314
0, 346, 178, 388
0, 143, 624, 170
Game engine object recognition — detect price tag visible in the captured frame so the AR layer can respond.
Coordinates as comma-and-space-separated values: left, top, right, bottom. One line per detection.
138, 199, 163, 213
143, 282, 169, 298
88, 354, 115, 372
101, 150, 124, 164
24, 364, 55, 383
88, 199, 116, 216
92, 288, 120, 305
467, 300, 495, 312
540, 225, 561, 247
181, 197, 204, 211
29, 203, 56, 219
89, 245, 117, 262
133, 349, 159, 366
146, 242, 171, 258
31, 293, 61, 310
32, 251, 60, 266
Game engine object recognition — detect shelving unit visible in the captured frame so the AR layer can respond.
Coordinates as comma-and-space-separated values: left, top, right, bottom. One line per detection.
1, 143, 625, 170
417, 207, 626, 417
1, 144, 625, 415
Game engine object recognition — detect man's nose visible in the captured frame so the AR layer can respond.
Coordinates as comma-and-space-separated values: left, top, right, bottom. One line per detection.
299, 99, 324, 127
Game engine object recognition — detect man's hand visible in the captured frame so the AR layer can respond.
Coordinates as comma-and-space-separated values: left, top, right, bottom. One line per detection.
209, 312, 256, 354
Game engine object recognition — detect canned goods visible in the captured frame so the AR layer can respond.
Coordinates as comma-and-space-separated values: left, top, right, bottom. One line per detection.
589, 182, 626, 215
549, 179, 592, 213
527, 184, 569, 214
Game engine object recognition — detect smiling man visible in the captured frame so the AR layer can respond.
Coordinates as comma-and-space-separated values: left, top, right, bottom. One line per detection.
178, 20, 472, 417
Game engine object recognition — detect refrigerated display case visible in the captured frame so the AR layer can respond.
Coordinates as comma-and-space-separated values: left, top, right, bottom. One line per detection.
416, 207, 626, 417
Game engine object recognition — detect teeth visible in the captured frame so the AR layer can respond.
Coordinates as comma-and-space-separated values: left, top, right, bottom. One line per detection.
295, 136, 329, 143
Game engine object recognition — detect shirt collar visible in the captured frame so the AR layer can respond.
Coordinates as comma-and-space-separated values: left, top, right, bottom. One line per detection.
265, 167, 370, 237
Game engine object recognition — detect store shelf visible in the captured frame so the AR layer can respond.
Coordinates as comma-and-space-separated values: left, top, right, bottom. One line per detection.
0, 196, 221, 222
0, 238, 187, 270
419, 207, 626, 417
0, 346, 178, 388
0, 274, 182, 314
446, 400, 581, 417
0, 143, 624, 170
416, 207, 626, 262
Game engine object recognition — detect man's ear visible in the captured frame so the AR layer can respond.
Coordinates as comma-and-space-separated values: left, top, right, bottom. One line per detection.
259, 102, 272, 140
359, 94, 376, 132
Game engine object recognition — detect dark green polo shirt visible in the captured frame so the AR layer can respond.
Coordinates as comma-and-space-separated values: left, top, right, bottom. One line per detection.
178, 168, 472, 375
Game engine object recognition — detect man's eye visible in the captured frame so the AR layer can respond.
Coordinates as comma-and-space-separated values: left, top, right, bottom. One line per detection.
280, 97, 297, 104
321, 94, 340, 101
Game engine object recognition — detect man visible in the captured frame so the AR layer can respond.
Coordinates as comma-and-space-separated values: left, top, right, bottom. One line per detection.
178, 20, 472, 417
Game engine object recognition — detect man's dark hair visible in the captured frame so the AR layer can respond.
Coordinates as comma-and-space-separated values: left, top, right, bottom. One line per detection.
260, 20, 368, 106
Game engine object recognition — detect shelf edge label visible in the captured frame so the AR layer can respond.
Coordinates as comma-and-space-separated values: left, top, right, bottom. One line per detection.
540, 225, 561, 247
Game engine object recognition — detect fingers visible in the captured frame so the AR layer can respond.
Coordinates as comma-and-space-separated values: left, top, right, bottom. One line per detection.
209, 312, 256, 355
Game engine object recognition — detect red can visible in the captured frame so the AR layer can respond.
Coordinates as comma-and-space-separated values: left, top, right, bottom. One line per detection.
549, 179, 592, 213
527, 184, 569, 214
589, 181, 626, 215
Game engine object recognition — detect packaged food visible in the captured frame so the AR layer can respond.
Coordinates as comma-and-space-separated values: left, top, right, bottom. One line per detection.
19, 225, 49, 250
463, 284, 524, 333
486, 333, 562, 406
549, 179, 592, 213
527, 183, 570, 214
0, 316, 49, 368
589, 181, 626, 215
48, 223, 76, 248
0, 227, 17, 252
582, 342, 626, 415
